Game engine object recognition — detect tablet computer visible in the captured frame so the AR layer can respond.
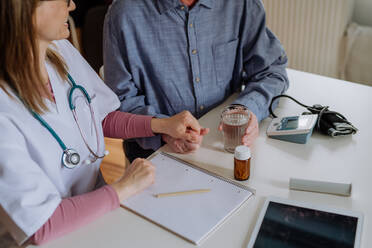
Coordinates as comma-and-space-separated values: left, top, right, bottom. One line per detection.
247, 197, 363, 248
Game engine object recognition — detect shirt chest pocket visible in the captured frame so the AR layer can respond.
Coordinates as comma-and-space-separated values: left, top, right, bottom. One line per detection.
213, 39, 239, 85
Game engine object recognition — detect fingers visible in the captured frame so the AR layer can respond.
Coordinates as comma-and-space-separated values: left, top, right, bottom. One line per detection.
134, 158, 156, 185
169, 139, 188, 154
242, 134, 256, 147
112, 158, 155, 201
163, 134, 201, 154
184, 142, 200, 153
130, 158, 155, 179
186, 128, 209, 144
162, 111, 205, 140
179, 140, 190, 153
183, 130, 199, 143
176, 111, 209, 141
174, 140, 200, 154
162, 112, 209, 152
183, 127, 209, 143
200, 127, 210, 136
218, 122, 222, 131
181, 111, 201, 134
162, 134, 185, 153
242, 113, 259, 147
245, 112, 258, 135
173, 139, 186, 153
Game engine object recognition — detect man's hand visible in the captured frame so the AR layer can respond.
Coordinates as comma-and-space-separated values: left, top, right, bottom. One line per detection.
162, 128, 209, 153
218, 111, 259, 147
241, 112, 259, 147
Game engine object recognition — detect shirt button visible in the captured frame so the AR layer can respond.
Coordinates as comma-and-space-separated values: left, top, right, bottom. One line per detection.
192, 49, 197, 54
189, 23, 193, 28
195, 77, 200, 83
200, 105, 204, 111
180, 5, 185, 10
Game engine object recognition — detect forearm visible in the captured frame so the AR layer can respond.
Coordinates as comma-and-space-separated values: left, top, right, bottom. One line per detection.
30, 185, 119, 245
234, 62, 288, 122
102, 111, 155, 139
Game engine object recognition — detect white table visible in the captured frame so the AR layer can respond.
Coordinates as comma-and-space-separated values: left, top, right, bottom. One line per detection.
37, 69, 372, 248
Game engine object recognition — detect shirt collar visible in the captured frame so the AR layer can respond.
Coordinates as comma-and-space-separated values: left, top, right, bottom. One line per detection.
198, 0, 214, 9
157, 0, 214, 14
157, 0, 179, 14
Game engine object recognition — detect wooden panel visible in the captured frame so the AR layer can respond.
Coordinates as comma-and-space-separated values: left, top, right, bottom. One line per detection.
100, 138, 128, 184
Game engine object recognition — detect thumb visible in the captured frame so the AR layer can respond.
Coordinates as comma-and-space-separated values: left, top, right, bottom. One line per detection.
218, 122, 223, 131
186, 120, 201, 134
200, 128, 210, 136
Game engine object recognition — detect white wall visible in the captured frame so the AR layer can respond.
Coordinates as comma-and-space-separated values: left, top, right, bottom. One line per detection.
353, 0, 372, 26
263, 0, 354, 78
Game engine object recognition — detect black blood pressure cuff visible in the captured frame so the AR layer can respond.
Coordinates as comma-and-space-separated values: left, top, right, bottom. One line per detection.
314, 111, 358, 137
269, 95, 358, 137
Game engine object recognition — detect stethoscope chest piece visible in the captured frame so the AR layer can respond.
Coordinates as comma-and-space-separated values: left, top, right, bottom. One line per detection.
62, 148, 80, 169
22, 73, 106, 169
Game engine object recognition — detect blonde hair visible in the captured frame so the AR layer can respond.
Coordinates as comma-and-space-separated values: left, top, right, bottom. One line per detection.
0, 0, 68, 114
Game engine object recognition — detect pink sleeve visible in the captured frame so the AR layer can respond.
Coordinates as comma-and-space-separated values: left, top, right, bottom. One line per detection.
30, 185, 120, 245
102, 111, 155, 139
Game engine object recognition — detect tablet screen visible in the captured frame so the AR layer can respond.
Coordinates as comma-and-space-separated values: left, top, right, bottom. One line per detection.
253, 202, 358, 248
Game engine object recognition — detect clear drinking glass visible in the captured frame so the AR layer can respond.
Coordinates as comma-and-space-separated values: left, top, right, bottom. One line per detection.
221, 105, 250, 153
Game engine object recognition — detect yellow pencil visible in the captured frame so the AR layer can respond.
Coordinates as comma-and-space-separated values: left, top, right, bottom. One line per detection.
154, 189, 211, 198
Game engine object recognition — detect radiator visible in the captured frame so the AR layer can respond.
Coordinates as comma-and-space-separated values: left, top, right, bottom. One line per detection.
262, 0, 355, 78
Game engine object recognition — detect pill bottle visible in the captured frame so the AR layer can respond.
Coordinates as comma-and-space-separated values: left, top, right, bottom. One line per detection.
234, 145, 251, 181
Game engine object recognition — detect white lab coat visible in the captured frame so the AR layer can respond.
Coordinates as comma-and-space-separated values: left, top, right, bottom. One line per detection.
0, 40, 120, 244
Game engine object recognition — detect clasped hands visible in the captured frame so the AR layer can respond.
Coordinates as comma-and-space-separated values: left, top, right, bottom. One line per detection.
153, 108, 259, 153
151, 111, 209, 154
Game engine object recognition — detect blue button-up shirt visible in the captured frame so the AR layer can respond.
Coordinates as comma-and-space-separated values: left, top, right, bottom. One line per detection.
103, 0, 289, 150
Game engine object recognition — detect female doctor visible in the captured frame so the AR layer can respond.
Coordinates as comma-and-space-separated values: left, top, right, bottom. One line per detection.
0, 0, 209, 245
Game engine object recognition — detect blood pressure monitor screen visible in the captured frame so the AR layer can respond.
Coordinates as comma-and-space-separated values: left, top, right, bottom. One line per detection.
253, 202, 358, 248
284, 119, 298, 130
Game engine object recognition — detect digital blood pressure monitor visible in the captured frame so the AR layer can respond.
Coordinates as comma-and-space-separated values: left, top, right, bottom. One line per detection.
266, 114, 318, 144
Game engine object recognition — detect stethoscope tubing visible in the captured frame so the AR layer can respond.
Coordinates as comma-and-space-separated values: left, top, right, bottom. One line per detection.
67, 74, 91, 110
71, 102, 104, 162
20, 73, 105, 168
30, 109, 68, 151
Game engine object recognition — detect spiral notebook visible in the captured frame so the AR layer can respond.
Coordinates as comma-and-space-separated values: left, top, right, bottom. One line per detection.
121, 152, 254, 245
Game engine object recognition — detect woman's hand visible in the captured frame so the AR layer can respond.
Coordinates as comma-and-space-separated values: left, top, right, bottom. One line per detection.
110, 158, 155, 202
151, 110, 206, 142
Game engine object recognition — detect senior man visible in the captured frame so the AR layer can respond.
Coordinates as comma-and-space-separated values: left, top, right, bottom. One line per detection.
103, 0, 289, 161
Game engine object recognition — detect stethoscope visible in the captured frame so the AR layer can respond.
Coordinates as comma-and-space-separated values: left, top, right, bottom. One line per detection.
25, 74, 108, 169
